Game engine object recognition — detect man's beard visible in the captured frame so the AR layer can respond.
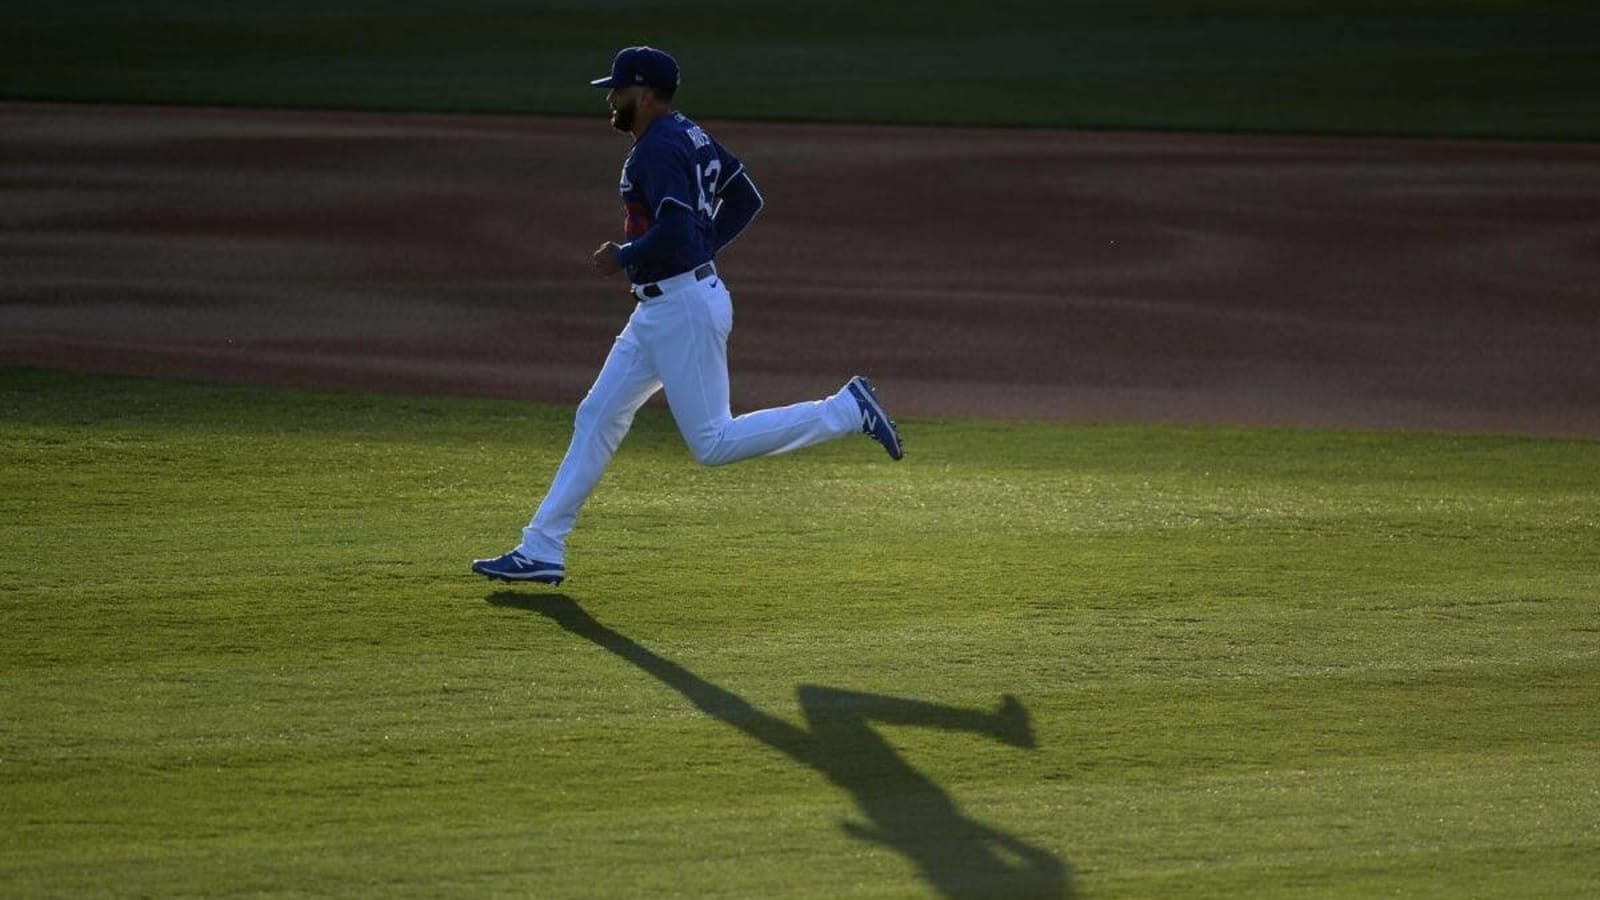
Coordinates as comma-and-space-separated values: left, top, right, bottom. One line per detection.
610, 101, 635, 133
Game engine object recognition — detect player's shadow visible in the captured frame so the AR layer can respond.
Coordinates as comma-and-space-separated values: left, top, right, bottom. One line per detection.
488, 592, 1072, 899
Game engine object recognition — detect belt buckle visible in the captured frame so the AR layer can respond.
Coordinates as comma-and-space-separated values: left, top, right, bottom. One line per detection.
636, 264, 713, 301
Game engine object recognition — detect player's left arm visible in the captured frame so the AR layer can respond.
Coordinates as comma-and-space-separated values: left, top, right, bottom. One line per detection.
595, 147, 698, 276
607, 202, 693, 273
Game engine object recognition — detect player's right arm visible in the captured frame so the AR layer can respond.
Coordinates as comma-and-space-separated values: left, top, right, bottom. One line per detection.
712, 170, 762, 254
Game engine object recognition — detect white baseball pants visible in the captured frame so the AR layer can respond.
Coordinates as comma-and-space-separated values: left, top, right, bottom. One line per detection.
519, 270, 862, 564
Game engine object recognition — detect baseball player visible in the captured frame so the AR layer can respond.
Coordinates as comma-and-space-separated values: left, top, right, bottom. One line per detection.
473, 46, 903, 585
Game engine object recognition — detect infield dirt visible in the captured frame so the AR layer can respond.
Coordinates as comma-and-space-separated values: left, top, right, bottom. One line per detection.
3, 102, 1597, 436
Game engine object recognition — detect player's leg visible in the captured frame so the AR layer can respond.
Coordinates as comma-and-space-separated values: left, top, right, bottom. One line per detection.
637, 280, 861, 466
517, 327, 661, 563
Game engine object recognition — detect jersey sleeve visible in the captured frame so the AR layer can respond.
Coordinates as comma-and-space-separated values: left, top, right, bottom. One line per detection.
712, 168, 762, 254
633, 143, 697, 220
712, 139, 745, 196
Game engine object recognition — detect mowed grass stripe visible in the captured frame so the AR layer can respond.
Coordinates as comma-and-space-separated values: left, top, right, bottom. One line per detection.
2, 368, 1596, 898
3, 1, 1599, 138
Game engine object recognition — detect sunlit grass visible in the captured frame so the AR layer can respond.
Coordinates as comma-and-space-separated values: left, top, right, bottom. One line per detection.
2, 369, 1596, 898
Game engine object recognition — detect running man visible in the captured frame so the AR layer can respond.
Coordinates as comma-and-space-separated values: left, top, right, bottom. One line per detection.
473, 46, 903, 585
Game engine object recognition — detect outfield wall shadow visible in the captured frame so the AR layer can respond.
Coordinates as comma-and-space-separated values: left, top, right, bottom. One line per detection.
489, 592, 1071, 899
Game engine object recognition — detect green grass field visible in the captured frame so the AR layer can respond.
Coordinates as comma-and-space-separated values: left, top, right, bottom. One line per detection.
4, 0, 1599, 138
2, 368, 1597, 897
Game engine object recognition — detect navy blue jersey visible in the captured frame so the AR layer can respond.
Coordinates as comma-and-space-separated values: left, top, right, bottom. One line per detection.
619, 112, 744, 284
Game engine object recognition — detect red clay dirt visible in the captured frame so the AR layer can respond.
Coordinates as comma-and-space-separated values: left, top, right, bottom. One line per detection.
3, 102, 1597, 437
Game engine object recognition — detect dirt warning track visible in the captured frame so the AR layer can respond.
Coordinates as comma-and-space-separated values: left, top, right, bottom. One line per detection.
3, 102, 1597, 436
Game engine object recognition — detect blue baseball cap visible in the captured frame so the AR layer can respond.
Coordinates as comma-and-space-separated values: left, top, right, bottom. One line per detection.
589, 46, 680, 90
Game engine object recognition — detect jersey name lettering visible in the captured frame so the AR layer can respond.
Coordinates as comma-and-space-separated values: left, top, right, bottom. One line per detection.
618, 113, 742, 283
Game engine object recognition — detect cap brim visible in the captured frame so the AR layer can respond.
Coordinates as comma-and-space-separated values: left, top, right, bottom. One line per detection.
589, 76, 622, 88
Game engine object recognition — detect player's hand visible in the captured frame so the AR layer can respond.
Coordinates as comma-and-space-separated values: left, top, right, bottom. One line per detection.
592, 241, 623, 277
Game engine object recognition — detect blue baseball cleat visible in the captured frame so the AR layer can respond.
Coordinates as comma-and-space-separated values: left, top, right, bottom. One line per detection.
847, 375, 904, 461
471, 550, 565, 585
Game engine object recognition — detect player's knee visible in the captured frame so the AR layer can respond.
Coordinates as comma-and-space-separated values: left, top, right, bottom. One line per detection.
573, 394, 635, 453
574, 393, 607, 431
689, 433, 736, 467
691, 442, 730, 467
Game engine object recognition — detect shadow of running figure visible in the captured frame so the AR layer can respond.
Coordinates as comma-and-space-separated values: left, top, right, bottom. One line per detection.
489, 593, 1071, 899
